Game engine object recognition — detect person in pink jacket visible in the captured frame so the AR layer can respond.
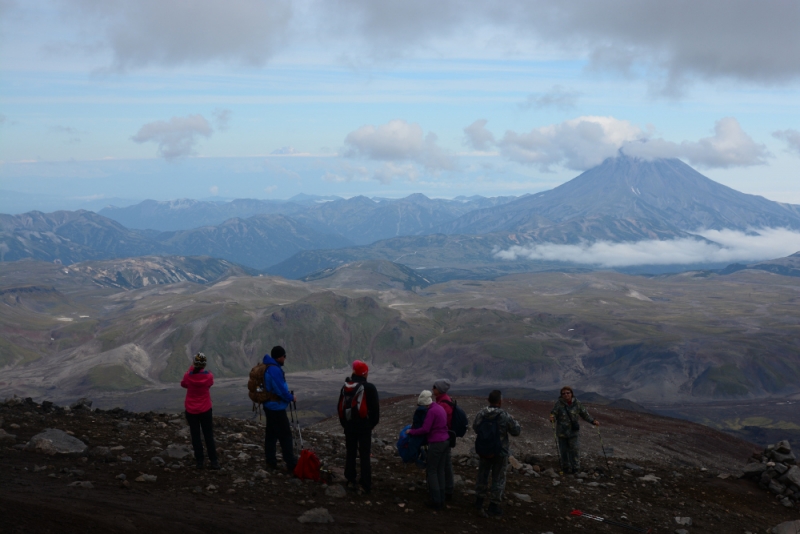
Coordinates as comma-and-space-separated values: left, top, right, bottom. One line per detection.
406, 390, 449, 510
181, 353, 220, 470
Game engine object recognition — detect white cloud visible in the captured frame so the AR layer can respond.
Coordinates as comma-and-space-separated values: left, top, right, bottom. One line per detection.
373, 162, 420, 184
68, 0, 292, 71
343, 119, 454, 170
209, 185, 219, 195
131, 114, 213, 160
520, 85, 580, 110
623, 117, 770, 169
773, 129, 800, 157
498, 116, 644, 171
494, 228, 800, 267
463, 119, 495, 151
271, 146, 298, 155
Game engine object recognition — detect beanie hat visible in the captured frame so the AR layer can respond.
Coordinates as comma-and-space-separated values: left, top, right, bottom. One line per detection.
271, 346, 286, 359
418, 390, 433, 406
433, 379, 451, 394
193, 353, 207, 367
352, 360, 369, 377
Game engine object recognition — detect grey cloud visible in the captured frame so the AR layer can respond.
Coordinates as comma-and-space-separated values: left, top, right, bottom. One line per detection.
70, 0, 291, 70
51, 125, 81, 144
520, 86, 581, 110
773, 129, 800, 157
271, 146, 298, 155
343, 119, 454, 170
212, 109, 232, 131
463, 119, 495, 151
328, 1, 800, 91
131, 114, 213, 160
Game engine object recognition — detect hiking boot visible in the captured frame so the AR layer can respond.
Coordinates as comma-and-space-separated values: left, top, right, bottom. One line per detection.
209, 462, 221, 470
487, 503, 503, 517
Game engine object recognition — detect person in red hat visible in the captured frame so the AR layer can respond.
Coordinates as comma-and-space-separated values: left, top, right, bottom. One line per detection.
337, 360, 380, 494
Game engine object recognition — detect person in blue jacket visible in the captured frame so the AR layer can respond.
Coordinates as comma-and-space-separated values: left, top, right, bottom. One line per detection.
262, 345, 296, 472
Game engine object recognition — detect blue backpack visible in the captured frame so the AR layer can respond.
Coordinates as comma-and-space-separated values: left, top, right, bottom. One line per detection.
396, 424, 426, 466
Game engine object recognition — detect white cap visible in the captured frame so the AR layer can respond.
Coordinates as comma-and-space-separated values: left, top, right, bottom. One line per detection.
418, 390, 433, 406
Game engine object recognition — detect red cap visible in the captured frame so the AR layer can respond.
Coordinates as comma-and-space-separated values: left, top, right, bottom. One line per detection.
352, 360, 369, 377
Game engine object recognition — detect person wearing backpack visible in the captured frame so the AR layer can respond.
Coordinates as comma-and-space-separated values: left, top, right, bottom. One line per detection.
548, 385, 598, 474
406, 390, 450, 510
262, 346, 296, 473
432, 379, 456, 502
181, 353, 220, 470
338, 360, 380, 495
472, 390, 521, 517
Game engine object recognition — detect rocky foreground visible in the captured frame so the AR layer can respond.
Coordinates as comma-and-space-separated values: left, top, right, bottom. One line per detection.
1, 395, 799, 534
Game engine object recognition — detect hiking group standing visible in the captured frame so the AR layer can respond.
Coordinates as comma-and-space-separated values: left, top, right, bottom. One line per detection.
338, 360, 380, 494
549, 385, 599, 474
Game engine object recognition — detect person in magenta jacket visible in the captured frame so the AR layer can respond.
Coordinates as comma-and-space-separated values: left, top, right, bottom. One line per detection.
181, 353, 220, 470
406, 390, 450, 510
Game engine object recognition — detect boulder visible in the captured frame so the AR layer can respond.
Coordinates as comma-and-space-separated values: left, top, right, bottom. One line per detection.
768, 479, 786, 495
776, 441, 792, 454
27, 429, 87, 456
782, 466, 800, 487
325, 484, 347, 498
70, 398, 93, 410
674, 517, 692, 526
298, 508, 334, 524
772, 520, 800, 534
163, 444, 192, 459
0, 429, 16, 443
741, 462, 767, 478
771, 450, 797, 464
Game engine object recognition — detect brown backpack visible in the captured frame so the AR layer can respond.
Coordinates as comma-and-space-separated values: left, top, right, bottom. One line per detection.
248, 363, 282, 405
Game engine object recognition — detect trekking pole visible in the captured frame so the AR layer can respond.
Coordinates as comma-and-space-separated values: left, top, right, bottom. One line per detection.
570, 510, 652, 533
597, 425, 611, 468
551, 420, 563, 475
291, 390, 304, 449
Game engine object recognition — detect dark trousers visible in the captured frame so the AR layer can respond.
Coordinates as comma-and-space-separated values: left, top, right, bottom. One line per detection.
185, 409, 218, 465
426, 440, 449, 504
344, 430, 372, 491
558, 435, 581, 472
265, 409, 295, 470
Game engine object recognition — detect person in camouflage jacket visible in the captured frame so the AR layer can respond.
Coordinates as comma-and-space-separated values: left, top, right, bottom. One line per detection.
472, 390, 521, 517
549, 386, 599, 474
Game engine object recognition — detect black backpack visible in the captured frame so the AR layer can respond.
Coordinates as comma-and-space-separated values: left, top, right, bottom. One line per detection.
474, 414, 502, 458
443, 399, 469, 438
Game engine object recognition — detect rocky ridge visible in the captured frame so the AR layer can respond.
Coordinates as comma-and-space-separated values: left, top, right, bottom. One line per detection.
2, 394, 800, 533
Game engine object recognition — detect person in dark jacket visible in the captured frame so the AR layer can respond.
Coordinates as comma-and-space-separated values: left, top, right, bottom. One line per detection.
181, 353, 220, 470
338, 360, 380, 494
262, 345, 296, 472
549, 385, 598, 474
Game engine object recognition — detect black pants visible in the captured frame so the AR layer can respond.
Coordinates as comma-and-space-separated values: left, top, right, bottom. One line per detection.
185, 409, 218, 465
265, 409, 295, 470
345, 430, 372, 491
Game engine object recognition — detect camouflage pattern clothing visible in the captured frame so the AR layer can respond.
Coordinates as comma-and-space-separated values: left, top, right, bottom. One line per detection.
550, 397, 595, 473
473, 407, 521, 504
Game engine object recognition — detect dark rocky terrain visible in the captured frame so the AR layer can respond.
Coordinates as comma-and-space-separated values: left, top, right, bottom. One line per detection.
1, 395, 799, 534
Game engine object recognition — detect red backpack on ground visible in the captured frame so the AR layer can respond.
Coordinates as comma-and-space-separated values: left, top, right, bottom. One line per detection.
294, 449, 321, 481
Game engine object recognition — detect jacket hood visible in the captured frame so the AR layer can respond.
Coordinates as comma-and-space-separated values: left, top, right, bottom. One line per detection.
262, 355, 280, 366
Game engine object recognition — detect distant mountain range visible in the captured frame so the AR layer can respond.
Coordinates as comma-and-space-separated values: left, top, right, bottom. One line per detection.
3, 156, 800, 276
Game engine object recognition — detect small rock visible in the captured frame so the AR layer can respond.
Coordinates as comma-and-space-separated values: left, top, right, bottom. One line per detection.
512, 493, 531, 502
151, 440, 162, 446
254, 469, 268, 479
675, 530, 689, 534
325, 484, 347, 498
552, 480, 561, 487
115, 474, 126, 480
675, 517, 692, 526
89, 446, 111, 458
206, 484, 217, 492
33, 465, 47, 472
508, 456, 523, 470
298, 507, 334, 524
151, 457, 165, 466
119, 456, 133, 463
772, 520, 800, 534
233, 478, 246, 485
780, 497, 793, 508
9, 423, 21, 430
109, 446, 125, 451
163, 444, 192, 460
639, 474, 661, 483
135, 474, 157, 483
0, 429, 16, 443
192, 486, 202, 494
67, 481, 94, 489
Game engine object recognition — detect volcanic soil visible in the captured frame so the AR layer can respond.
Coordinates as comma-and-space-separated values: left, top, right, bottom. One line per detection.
1, 395, 798, 533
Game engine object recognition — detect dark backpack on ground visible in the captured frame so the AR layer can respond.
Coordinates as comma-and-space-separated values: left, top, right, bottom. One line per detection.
338, 380, 368, 422
443, 399, 468, 438
474, 414, 503, 458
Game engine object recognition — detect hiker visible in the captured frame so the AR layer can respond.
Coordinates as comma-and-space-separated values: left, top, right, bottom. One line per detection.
473, 389, 521, 517
338, 360, 380, 494
181, 353, 220, 470
549, 386, 599, 474
262, 345, 297, 472
432, 379, 455, 501
406, 390, 450, 510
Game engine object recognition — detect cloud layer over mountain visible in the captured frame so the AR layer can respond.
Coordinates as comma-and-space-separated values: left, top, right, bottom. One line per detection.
494, 228, 800, 268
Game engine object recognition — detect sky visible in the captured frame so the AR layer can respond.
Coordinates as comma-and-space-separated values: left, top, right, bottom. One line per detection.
1, 0, 800, 210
